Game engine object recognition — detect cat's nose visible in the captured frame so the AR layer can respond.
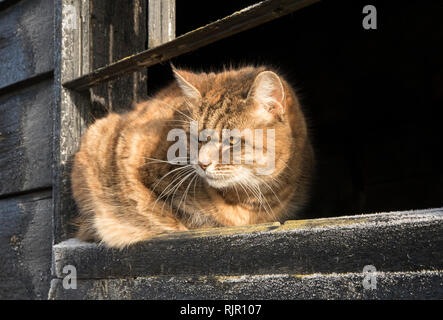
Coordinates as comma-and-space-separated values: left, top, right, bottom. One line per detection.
198, 162, 210, 170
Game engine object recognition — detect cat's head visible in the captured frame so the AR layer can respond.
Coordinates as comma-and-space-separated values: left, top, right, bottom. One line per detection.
170, 66, 299, 190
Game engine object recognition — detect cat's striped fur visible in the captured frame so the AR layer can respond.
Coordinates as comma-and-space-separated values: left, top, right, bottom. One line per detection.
72, 66, 314, 248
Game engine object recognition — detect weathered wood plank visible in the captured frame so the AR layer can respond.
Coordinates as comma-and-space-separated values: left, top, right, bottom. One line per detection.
148, 0, 175, 48
0, 80, 53, 196
146, 0, 175, 94
88, 0, 148, 113
49, 270, 443, 300
0, 0, 54, 89
53, 0, 92, 243
0, 0, 22, 11
53, 209, 443, 279
0, 191, 52, 299
63, 0, 320, 91
53, 0, 150, 243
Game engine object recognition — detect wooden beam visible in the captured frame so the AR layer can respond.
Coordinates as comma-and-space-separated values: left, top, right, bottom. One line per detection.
63, 0, 320, 91
148, 0, 175, 49
52, 209, 443, 279
49, 271, 443, 300
53, 0, 92, 243
53, 0, 150, 242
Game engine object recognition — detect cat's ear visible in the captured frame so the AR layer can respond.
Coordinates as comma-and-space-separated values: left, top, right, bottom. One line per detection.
173, 68, 202, 105
247, 71, 285, 120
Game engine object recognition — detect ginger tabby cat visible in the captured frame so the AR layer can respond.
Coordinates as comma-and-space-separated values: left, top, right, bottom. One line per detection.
72, 66, 314, 248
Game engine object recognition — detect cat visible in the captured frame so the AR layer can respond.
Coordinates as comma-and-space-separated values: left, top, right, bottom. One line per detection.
71, 65, 314, 248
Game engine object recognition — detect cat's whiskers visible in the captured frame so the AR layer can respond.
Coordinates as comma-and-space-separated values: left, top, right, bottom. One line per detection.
277, 158, 293, 173
245, 182, 264, 212
158, 167, 195, 214
237, 180, 252, 204
157, 167, 193, 200
160, 119, 192, 128
247, 178, 275, 220
151, 98, 196, 122
214, 175, 244, 210
151, 163, 192, 193
191, 174, 199, 201
256, 176, 282, 207
151, 165, 194, 211
168, 169, 198, 215
143, 156, 189, 165
72, 67, 313, 249
161, 124, 191, 129
232, 180, 242, 203
177, 172, 198, 214
239, 180, 264, 216
157, 118, 190, 122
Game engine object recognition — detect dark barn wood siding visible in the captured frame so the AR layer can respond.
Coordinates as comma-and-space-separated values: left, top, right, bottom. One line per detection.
88, 0, 148, 114
53, 0, 149, 243
0, 0, 54, 90
0, 0, 54, 299
0, 0, 440, 300
0, 80, 53, 196
0, 191, 52, 299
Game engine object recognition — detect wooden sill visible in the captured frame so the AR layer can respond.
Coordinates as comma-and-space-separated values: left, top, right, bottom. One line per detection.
49, 208, 443, 299
49, 270, 443, 299
52, 208, 443, 277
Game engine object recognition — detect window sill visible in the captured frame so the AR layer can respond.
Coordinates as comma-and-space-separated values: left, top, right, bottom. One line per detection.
49, 208, 443, 299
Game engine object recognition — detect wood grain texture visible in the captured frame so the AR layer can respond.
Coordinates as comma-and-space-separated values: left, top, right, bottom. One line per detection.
49, 271, 443, 299
89, 0, 148, 113
53, 0, 149, 242
0, 80, 53, 196
63, 0, 320, 91
53, 0, 92, 243
148, 0, 175, 48
0, 191, 52, 299
52, 209, 443, 279
0, 0, 54, 90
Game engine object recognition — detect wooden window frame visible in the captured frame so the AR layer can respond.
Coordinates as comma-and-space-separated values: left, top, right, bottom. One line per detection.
48, 1, 443, 299
53, 0, 319, 243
